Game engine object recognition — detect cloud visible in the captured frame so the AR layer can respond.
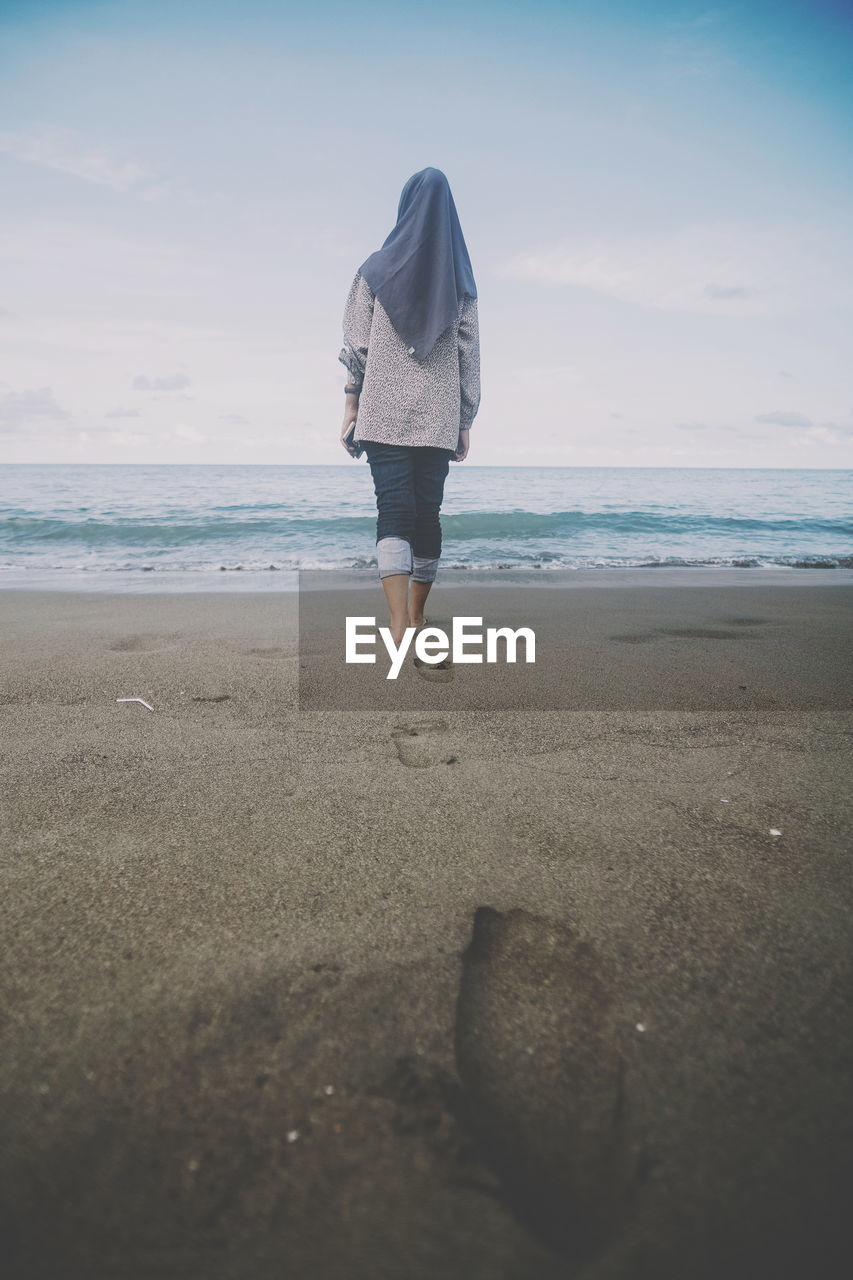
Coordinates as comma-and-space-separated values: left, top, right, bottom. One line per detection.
133, 373, 191, 391
172, 423, 206, 443
704, 283, 751, 299
658, 10, 732, 79
75, 428, 150, 447
0, 129, 153, 192
675, 420, 741, 434
755, 410, 813, 428
794, 426, 849, 448
666, 9, 726, 31
658, 37, 732, 79
0, 386, 71, 432
106, 407, 141, 418
500, 219, 853, 315
218, 413, 248, 425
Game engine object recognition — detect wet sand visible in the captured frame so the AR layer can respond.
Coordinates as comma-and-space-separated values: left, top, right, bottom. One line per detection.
1, 578, 852, 1278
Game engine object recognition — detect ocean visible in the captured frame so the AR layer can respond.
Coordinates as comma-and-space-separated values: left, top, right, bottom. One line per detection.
1, 463, 851, 591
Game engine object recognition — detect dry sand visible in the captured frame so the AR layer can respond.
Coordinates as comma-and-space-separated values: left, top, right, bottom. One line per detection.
1, 578, 852, 1279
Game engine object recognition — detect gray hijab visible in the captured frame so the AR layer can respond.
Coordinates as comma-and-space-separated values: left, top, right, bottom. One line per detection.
358, 167, 477, 362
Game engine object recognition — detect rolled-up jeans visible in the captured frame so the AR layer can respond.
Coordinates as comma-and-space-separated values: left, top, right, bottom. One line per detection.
363, 441, 453, 582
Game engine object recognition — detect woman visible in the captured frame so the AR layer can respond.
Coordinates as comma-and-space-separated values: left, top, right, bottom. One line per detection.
338, 166, 481, 649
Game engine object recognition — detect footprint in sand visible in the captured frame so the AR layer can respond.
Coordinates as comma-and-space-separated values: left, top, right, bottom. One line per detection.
413, 653, 454, 683
391, 719, 458, 768
108, 633, 183, 652
610, 626, 744, 644
454, 906, 637, 1258
410, 622, 454, 683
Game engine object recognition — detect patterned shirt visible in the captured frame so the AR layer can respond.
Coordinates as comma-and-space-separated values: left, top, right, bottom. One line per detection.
338, 271, 481, 451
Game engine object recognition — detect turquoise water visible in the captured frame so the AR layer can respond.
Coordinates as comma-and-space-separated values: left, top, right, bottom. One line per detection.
1, 463, 851, 590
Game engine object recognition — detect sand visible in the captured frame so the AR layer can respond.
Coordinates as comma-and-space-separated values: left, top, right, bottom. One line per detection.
1, 576, 852, 1279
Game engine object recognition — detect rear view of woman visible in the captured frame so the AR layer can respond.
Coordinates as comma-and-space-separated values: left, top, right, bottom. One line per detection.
338, 166, 481, 646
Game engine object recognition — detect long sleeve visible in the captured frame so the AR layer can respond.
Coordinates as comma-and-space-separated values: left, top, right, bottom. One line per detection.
338, 271, 375, 390
457, 295, 481, 430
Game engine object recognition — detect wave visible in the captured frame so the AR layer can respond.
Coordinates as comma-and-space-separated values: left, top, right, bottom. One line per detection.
441, 553, 853, 570
0, 514, 379, 546
441, 511, 853, 538
2, 553, 852, 576
2, 509, 851, 546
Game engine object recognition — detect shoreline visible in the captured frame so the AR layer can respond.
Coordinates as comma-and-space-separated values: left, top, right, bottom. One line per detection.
1, 564, 853, 594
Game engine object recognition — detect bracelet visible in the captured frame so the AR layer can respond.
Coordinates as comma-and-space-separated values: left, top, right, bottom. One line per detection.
344, 384, 361, 395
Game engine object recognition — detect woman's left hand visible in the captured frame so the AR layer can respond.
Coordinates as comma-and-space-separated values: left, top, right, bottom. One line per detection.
453, 428, 470, 462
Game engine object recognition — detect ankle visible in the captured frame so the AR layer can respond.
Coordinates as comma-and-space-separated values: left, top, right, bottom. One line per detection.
388, 613, 410, 644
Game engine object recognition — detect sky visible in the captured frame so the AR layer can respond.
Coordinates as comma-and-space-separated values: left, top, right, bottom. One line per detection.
0, 0, 851, 467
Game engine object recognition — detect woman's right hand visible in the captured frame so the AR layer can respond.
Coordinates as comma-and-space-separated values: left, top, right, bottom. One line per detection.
341, 404, 359, 457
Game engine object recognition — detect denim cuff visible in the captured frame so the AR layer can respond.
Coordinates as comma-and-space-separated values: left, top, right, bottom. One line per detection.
376, 535, 412, 578
412, 555, 439, 583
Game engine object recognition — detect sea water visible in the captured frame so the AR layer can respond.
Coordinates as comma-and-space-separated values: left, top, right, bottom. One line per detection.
1, 463, 850, 591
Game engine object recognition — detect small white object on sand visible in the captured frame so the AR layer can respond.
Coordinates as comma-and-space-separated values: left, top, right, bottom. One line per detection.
769, 828, 782, 837
287, 1129, 299, 1143
116, 697, 154, 711
636, 1023, 646, 1032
